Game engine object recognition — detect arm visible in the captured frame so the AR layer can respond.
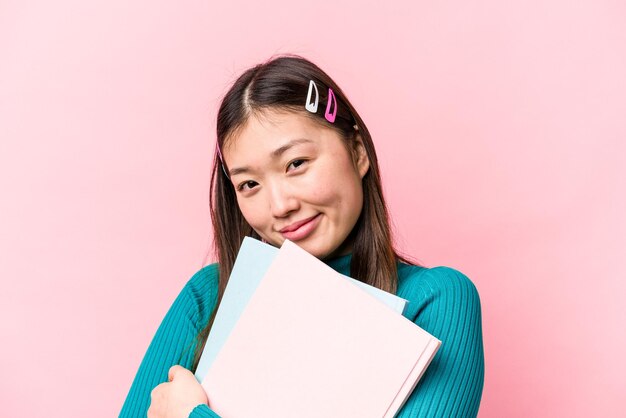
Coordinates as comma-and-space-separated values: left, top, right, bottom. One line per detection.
119, 264, 221, 418
396, 266, 485, 418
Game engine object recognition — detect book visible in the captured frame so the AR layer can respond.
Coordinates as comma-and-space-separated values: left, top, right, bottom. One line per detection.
200, 240, 441, 417
195, 237, 408, 382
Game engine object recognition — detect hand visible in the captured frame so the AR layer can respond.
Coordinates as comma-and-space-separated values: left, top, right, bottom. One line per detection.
148, 365, 209, 418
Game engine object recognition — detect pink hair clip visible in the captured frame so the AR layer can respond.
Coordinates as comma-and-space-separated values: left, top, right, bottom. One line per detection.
325, 88, 337, 123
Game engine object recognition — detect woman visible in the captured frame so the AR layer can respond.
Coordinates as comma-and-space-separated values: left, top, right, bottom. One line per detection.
120, 55, 484, 418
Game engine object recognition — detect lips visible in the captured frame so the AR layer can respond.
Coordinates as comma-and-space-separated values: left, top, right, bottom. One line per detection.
279, 214, 321, 241
280, 215, 319, 233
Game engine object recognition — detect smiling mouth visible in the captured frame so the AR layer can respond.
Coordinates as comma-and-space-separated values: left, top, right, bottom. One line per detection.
280, 215, 319, 233
279, 214, 321, 241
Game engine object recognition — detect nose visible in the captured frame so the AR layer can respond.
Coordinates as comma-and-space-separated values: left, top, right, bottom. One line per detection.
267, 180, 300, 218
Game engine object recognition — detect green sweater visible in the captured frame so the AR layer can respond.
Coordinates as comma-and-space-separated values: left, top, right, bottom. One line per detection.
120, 254, 484, 417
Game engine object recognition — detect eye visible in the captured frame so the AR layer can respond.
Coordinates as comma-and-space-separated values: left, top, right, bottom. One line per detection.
287, 159, 307, 171
237, 180, 258, 192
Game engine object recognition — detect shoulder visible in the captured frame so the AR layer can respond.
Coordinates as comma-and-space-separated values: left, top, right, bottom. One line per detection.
184, 262, 219, 294
396, 263, 481, 322
398, 263, 476, 291
398, 263, 479, 297
178, 263, 220, 325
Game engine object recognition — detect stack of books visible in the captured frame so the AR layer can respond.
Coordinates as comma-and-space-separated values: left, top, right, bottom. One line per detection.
195, 237, 440, 418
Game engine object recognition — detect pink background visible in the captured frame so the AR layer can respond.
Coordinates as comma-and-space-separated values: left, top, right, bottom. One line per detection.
1, 1, 624, 417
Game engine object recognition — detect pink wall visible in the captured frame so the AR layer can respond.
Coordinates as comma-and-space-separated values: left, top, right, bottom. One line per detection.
1, 0, 624, 416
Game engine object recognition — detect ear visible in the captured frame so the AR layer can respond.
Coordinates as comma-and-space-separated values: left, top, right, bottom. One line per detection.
352, 132, 370, 179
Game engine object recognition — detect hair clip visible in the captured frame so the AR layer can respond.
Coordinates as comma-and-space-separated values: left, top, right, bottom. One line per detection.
305, 80, 319, 113
325, 88, 337, 123
305, 80, 336, 123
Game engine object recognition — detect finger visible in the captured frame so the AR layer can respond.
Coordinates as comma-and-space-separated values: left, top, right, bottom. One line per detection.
150, 382, 165, 399
168, 364, 185, 382
148, 384, 165, 418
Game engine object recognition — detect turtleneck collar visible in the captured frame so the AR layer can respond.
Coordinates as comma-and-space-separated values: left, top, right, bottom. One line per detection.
323, 252, 352, 276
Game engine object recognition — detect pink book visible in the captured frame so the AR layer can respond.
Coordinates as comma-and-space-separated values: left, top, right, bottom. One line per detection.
202, 240, 441, 418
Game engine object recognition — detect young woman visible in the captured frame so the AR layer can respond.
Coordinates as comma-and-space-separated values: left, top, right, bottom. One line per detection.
120, 55, 484, 418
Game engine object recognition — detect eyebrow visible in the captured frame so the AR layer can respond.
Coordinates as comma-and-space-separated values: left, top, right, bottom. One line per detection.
228, 138, 314, 177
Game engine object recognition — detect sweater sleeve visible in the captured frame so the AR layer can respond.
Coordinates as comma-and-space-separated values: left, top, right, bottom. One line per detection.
395, 266, 485, 418
119, 264, 221, 418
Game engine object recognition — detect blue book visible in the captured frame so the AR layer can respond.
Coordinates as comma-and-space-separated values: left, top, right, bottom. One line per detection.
194, 237, 408, 382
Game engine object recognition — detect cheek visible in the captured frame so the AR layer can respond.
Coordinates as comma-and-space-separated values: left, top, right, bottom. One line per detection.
305, 164, 361, 208
301, 172, 338, 205
236, 197, 267, 230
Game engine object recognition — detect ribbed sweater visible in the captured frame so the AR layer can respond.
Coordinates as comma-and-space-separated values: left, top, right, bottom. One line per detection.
120, 254, 484, 417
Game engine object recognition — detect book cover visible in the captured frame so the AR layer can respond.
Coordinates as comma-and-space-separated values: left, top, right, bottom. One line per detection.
201, 240, 440, 417
195, 237, 408, 383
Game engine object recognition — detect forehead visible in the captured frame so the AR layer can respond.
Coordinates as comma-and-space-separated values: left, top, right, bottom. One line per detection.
223, 110, 339, 161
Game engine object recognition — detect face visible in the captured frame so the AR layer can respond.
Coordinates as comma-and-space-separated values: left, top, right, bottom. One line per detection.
223, 109, 370, 260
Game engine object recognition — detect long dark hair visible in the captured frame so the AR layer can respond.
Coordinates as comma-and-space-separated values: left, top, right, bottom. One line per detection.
192, 54, 416, 369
